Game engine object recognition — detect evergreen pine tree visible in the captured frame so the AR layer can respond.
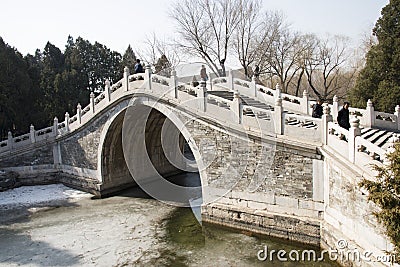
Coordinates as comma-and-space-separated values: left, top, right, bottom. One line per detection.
349, 0, 400, 112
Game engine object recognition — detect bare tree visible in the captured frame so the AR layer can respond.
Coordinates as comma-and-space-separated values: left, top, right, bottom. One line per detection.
291, 34, 319, 96
264, 28, 306, 93
233, 0, 261, 78
234, 9, 284, 79
304, 35, 352, 101
170, 0, 246, 76
137, 33, 181, 74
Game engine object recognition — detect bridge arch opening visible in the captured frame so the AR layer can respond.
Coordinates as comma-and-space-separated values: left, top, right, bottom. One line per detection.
101, 101, 203, 207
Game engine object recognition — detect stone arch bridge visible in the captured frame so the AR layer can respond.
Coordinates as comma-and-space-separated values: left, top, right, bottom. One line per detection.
1, 66, 399, 266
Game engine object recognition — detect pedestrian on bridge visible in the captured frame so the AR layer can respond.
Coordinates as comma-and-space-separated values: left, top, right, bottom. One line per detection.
337, 102, 350, 130
134, 59, 144, 74
312, 100, 323, 118
200, 65, 208, 81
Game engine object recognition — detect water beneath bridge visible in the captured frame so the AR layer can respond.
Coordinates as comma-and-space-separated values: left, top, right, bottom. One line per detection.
0, 172, 339, 267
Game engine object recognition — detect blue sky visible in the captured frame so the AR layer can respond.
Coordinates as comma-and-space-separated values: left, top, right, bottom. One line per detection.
0, 0, 389, 56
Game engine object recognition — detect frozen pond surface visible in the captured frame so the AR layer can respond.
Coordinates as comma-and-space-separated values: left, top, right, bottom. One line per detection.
0, 183, 338, 267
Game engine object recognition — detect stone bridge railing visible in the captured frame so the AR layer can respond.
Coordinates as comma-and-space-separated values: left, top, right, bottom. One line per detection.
212, 70, 400, 132
1, 66, 398, 179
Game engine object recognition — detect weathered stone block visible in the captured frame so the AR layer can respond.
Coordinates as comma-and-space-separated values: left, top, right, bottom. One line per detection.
275, 195, 299, 208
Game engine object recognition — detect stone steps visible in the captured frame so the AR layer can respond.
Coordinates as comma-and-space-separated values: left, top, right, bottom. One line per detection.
361, 127, 397, 149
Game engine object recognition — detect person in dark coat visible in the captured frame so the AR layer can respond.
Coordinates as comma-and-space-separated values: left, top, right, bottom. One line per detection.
337, 102, 350, 130
312, 100, 323, 118
253, 65, 260, 79
134, 59, 144, 74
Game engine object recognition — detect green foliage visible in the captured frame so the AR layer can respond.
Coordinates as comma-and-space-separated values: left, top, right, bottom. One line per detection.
154, 54, 172, 77
349, 0, 400, 112
359, 142, 400, 261
120, 45, 136, 73
0, 35, 131, 138
0, 37, 42, 137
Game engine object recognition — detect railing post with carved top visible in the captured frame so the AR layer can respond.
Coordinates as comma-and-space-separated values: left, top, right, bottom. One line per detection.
209, 72, 213, 91
65, 112, 70, 133
322, 103, 333, 145
332, 95, 339, 122
228, 69, 234, 91
365, 99, 375, 128
274, 96, 283, 135
394, 105, 400, 131
90, 92, 95, 114
231, 92, 243, 124
30, 125, 36, 143
53, 117, 58, 137
77, 103, 82, 124
274, 83, 281, 101
145, 65, 152, 91
105, 80, 111, 102
124, 66, 130, 91
251, 76, 257, 98
348, 117, 361, 163
199, 80, 207, 112
302, 90, 309, 115
170, 69, 178, 99
7, 131, 13, 150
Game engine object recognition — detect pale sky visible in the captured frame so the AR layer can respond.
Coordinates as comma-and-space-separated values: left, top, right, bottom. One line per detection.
0, 0, 389, 56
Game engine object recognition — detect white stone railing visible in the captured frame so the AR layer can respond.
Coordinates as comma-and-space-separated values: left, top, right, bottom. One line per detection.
1, 65, 397, 181
284, 112, 322, 142
151, 74, 170, 86
212, 71, 310, 116
35, 126, 55, 142
0, 123, 57, 153
211, 77, 227, 85
323, 107, 399, 178
211, 71, 400, 132
374, 111, 398, 130
355, 136, 386, 164
330, 98, 400, 131
327, 121, 350, 160
0, 66, 145, 153
241, 105, 274, 133
207, 94, 231, 110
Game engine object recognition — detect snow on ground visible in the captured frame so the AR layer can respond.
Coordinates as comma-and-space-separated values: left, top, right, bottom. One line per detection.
0, 184, 92, 207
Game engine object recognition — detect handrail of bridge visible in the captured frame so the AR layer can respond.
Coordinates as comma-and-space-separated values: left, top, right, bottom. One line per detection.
327, 122, 350, 162
1, 66, 398, 180
283, 112, 322, 143
211, 71, 310, 116
207, 93, 232, 110
211, 71, 400, 132
355, 136, 386, 165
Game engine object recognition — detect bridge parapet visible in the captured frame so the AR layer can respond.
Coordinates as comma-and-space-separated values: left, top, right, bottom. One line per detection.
1, 66, 398, 181
212, 71, 400, 132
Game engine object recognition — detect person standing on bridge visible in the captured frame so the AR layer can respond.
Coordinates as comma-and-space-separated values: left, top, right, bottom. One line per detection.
253, 65, 260, 80
200, 65, 208, 81
134, 59, 144, 74
337, 102, 350, 130
312, 99, 323, 118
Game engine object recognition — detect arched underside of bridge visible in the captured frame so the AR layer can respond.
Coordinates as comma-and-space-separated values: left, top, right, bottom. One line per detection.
100, 100, 202, 204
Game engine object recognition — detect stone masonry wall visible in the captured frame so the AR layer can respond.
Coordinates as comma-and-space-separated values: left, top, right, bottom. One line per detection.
179, 115, 321, 244
59, 100, 129, 171
60, 114, 109, 169
321, 155, 392, 267
0, 143, 54, 168
185, 118, 315, 199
